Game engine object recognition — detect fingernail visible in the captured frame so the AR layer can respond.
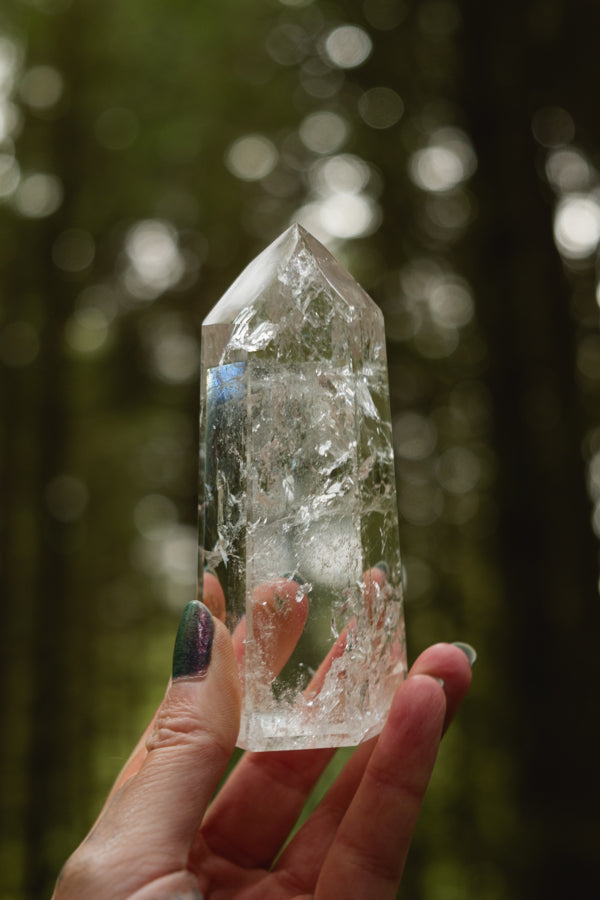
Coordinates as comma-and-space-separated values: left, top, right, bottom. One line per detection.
434, 676, 445, 688
282, 572, 307, 586
374, 561, 390, 578
172, 600, 214, 680
452, 641, 477, 667
203, 565, 218, 578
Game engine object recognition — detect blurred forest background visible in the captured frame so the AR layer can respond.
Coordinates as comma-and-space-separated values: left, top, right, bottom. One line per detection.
1, 0, 600, 897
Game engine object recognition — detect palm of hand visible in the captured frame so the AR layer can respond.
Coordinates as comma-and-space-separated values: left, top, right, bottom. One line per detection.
56, 640, 471, 900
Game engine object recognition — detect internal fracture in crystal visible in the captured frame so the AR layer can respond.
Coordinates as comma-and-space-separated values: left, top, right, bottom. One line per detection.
198, 223, 406, 751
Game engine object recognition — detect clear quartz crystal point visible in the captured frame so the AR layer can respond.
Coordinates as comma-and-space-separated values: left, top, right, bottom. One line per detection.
198, 224, 406, 751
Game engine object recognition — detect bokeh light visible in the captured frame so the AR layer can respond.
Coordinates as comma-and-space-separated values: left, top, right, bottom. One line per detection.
298, 110, 349, 154
19, 64, 63, 111
409, 128, 476, 192
131, 520, 197, 610
358, 86, 404, 129
0, 35, 20, 95
324, 24, 373, 69
310, 153, 371, 194
428, 276, 474, 328
0, 100, 21, 141
225, 134, 278, 181
394, 412, 438, 461
141, 314, 199, 384
553, 195, 600, 260
13, 172, 63, 217
532, 105, 575, 148
45, 474, 89, 522
299, 57, 344, 99
123, 219, 185, 299
319, 192, 380, 238
0, 150, 19, 198
64, 308, 110, 355
436, 445, 481, 494
134, 493, 178, 538
545, 148, 593, 194
3, 6, 598, 898
265, 23, 308, 66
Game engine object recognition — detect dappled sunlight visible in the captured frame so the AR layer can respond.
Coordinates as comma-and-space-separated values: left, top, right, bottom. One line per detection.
141, 313, 199, 385
299, 56, 344, 99
225, 133, 279, 181
394, 411, 438, 461
2, 3, 598, 897
310, 152, 371, 194
323, 23, 373, 69
64, 307, 111, 356
295, 191, 379, 241
131, 515, 197, 610
545, 147, 593, 193
298, 109, 349, 154
0, 150, 19, 198
19, 64, 63, 111
122, 219, 186, 300
533, 106, 600, 604
532, 104, 575, 148
358, 85, 404, 129
0, 99, 21, 141
381, 259, 475, 359
553, 195, 600, 260
45, 474, 89, 523
534, 108, 600, 266
409, 127, 476, 193
265, 22, 310, 66
13, 171, 63, 217
0, 36, 21, 92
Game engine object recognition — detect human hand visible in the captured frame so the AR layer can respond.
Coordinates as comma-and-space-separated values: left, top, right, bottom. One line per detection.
53, 576, 473, 900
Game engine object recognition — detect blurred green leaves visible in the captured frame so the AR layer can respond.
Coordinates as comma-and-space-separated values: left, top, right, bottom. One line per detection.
2, 1, 600, 898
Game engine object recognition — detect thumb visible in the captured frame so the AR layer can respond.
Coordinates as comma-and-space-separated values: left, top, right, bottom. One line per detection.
76, 601, 241, 897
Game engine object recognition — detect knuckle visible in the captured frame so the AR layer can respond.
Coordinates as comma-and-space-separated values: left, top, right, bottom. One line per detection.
368, 760, 424, 810
337, 831, 399, 884
146, 699, 230, 763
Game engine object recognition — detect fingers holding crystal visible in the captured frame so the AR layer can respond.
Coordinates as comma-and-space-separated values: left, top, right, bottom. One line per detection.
228, 577, 310, 684
305, 562, 401, 703
252, 577, 310, 681
200, 568, 227, 623
362, 562, 391, 625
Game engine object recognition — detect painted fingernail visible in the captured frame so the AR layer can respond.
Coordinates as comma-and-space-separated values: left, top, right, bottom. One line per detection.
172, 600, 214, 680
452, 641, 477, 667
434, 676, 445, 688
203, 565, 218, 578
282, 572, 308, 586
374, 561, 390, 578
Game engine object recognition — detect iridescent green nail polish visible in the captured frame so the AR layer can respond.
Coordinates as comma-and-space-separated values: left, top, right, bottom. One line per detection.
172, 600, 214, 679
452, 641, 477, 667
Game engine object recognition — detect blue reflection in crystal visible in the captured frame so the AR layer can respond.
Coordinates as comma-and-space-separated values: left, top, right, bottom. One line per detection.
207, 362, 247, 403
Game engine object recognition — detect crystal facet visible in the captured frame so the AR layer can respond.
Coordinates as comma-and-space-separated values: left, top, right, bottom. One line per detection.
198, 224, 406, 751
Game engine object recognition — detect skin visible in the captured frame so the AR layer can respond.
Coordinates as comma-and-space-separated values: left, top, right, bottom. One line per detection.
53, 574, 472, 900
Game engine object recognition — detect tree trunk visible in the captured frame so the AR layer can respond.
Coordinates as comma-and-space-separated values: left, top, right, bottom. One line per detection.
460, 1, 600, 895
